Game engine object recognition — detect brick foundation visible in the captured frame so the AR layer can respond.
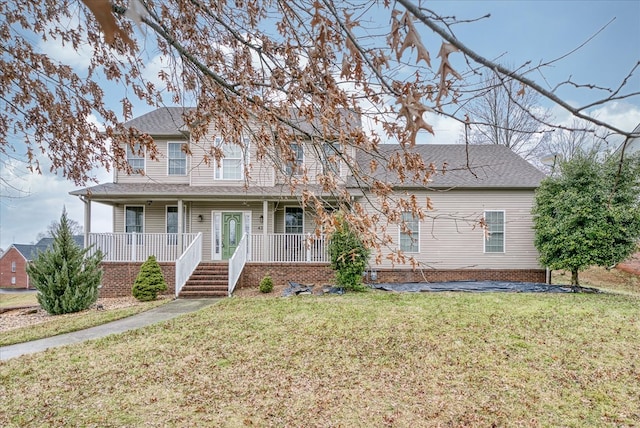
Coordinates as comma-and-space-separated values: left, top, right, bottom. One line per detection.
236, 263, 547, 289
237, 263, 335, 289
99, 262, 176, 298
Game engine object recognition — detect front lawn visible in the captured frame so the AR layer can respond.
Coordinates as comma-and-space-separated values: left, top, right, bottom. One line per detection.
1, 291, 639, 427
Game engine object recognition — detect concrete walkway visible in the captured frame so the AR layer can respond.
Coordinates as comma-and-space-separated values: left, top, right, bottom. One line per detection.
0, 298, 220, 361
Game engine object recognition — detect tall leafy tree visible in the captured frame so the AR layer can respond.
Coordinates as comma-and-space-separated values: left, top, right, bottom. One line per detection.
27, 209, 104, 314
532, 153, 640, 288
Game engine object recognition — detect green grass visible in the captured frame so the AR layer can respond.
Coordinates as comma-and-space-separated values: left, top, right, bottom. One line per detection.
2, 291, 639, 427
0, 292, 38, 309
0, 299, 168, 346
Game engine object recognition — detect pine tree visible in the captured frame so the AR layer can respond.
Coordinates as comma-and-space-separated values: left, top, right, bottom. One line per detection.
132, 255, 167, 301
27, 209, 104, 315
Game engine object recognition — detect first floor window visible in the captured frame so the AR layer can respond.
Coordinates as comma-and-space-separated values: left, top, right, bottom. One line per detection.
167, 206, 178, 245
126, 144, 145, 172
484, 211, 505, 253
285, 207, 304, 234
400, 212, 420, 253
126, 206, 144, 234
168, 142, 187, 175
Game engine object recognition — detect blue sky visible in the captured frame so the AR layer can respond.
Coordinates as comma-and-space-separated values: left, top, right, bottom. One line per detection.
1, 0, 639, 250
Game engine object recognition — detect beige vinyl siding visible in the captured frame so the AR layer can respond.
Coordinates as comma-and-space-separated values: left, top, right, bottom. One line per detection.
363, 189, 541, 270
274, 140, 353, 185
116, 139, 190, 184
114, 204, 191, 234
189, 133, 275, 187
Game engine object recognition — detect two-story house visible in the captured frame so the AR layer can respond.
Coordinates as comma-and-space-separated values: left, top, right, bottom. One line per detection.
71, 107, 546, 297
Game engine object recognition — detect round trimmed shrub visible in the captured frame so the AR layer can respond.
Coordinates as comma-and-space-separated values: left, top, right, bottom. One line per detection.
132, 255, 167, 301
259, 274, 274, 293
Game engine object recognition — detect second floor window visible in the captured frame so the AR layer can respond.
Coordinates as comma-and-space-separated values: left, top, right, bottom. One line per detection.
285, 143, 304, 176
322, 142, 341, 175
11, 261, 16, 272
168, 142, 187, 175
214, 137, 248, 180
126, 144, 145, 173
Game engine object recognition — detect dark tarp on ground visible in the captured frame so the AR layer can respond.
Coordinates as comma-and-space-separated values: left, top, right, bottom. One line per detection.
371, 281, 574, 293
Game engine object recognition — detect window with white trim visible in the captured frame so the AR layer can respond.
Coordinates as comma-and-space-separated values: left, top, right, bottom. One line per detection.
11, 261, 16, 272
125, 206, 144, 234
484, 211, 505, 253
214, 137, 249, 180
167, 206, 178, 245
322, 142, 341, 175
285, 207, 304, 234
285, 143, 304, 176
399, 212, 420, 253
126, 144, 145, 172
168, 142, 187, 175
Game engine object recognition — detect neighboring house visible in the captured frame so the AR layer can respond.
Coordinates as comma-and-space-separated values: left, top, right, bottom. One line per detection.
71, 107, 546, 298
0, 236, 84, 289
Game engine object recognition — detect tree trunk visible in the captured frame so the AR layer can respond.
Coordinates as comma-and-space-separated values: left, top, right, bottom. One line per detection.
571, 269, 580, 292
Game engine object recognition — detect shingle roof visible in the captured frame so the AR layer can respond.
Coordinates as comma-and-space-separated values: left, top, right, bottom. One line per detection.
70, 183, 340, 200
11, 236, 85, 261
347, 144, 545, 189
123, 107, 193, 136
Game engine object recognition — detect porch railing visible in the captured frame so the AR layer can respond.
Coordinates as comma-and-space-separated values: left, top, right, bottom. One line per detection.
250, 233, 329, 262
228, 233, 249, 296
175, 233, 203, 297
87, 232, 200, 262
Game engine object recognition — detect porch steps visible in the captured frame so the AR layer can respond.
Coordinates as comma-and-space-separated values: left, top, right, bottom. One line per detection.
179, 262, 229, 298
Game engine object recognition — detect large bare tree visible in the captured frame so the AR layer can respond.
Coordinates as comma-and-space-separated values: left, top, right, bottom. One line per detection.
1, 0, 639, 259
462, 70, 551, 160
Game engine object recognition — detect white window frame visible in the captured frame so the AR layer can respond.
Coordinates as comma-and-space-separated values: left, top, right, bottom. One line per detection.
484, 210, 506, 253
213, 137, 249, 180
399, 212, 420, 253
11, 276, 16, 285
284, 206, 304, 234
11, 261, 16, 272
126, 144, 145, 173
285, 143, 304, 176
322, 142, 341, 176
125, 205, 144, 234
167, 142, 187, 176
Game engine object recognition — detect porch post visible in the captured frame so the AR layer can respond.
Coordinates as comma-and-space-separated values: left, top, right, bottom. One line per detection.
177, 199, 184, 252
81, 196, 91, 249
262, 200, 268, 262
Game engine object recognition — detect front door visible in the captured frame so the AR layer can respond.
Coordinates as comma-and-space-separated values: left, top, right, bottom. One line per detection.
222, 212, 243, 259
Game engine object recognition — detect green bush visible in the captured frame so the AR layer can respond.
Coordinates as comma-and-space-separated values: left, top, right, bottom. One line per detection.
259, 274, 274, 293
132, 256, 167, 301
27, 209, 104, 315
328, 212, 371, 292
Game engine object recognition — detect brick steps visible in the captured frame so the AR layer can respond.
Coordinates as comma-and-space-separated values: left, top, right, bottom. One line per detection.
179, 262, 229, 298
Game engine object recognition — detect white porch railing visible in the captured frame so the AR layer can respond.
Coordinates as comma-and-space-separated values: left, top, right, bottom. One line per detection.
250, 233, 329, 262
87, 233, 200, 262
228, 233, 249, 296
175, 233, 203, 297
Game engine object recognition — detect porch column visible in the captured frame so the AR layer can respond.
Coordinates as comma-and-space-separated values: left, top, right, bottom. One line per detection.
177, 199, 184, 252
262, 200, 268, 262
81, 196, 91, 248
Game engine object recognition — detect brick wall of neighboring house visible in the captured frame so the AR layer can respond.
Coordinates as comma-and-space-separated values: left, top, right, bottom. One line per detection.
99, 262, 176, 298
0, 248, 29, 289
